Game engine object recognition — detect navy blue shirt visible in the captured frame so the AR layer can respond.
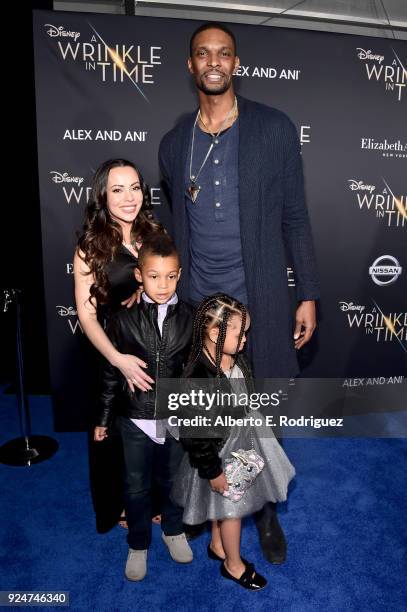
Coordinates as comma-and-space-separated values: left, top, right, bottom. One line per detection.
185, 121, 248, 305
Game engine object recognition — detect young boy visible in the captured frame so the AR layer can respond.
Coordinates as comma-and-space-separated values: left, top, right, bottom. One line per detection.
94, 233, 193, 581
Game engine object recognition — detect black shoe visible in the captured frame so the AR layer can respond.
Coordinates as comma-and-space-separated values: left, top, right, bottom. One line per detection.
255, 504, 287, 565
220, 561, 267, 591
208, 544, 249, 565
207, 544, 225, 561
183, 522, 207, 541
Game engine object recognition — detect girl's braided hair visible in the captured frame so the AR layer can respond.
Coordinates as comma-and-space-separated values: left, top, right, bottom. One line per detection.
185, 293, 247, 378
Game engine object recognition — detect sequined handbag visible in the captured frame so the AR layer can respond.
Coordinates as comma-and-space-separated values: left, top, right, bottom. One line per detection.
220, 369, 265, 502
222, 447, 265, 502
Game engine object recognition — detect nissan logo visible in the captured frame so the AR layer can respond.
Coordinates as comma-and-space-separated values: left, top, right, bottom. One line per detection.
369, 255, 402, 286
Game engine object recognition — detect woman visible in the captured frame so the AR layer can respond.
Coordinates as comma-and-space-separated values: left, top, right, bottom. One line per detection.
74, 158, 162, 531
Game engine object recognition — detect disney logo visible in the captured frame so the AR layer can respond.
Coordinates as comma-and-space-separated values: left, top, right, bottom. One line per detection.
339, 302, 365, 313
56, 306, 77, 317
45, 24, 80, 41
50, 172, 84, 187
356, 48, 384, 64
348, 180, 375, 194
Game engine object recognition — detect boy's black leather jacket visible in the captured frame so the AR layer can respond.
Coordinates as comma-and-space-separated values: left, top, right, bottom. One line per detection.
96, 298, 193, 427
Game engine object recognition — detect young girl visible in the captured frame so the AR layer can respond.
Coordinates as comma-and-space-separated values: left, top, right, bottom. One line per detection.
172, 294, 295, 590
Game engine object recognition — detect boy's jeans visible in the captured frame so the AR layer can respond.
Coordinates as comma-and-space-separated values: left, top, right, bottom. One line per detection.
117, 416, 184, 550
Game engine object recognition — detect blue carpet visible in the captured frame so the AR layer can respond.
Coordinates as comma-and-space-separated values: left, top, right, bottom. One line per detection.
0, 390, 406, 611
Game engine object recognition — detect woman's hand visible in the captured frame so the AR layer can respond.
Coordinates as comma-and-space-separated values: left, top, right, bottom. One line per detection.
94, 426, 108, 441
74, 252, 152, 392
209, 472, 229, 494
121, 285, 144, 308
114, 353, 155, 393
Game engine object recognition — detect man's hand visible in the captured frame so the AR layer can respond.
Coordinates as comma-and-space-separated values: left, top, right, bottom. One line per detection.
121, 285, 144, 308
293, 300, 316, 349
209, 472, 229, 494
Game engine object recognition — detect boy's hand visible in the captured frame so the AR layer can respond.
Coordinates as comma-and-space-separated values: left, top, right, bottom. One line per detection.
94, 426, 108, 441
209, 472, 229, 494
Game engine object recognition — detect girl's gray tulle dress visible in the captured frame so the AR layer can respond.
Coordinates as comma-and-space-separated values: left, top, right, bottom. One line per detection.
171, 365, 295, 524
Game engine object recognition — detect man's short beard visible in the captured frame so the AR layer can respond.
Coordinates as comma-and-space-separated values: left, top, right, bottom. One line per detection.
197, 77, 232, 96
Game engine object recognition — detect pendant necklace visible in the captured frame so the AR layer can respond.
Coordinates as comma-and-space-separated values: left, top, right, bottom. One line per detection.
187, 97, 238, 204
122, 238, 140, 255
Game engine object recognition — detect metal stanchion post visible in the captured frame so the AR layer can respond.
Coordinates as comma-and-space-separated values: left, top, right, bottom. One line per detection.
0, 288, 58, 466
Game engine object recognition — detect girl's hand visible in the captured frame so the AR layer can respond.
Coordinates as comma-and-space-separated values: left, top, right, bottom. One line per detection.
209, 472, 229, 494
121, 285, 144, 308
94, 426, 108, 441
114, 353, 154, 393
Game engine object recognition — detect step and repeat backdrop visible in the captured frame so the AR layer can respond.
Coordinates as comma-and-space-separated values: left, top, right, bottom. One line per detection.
33, 10, 406, 430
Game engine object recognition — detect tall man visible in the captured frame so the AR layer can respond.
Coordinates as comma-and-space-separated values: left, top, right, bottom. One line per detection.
159, 22, 320, 564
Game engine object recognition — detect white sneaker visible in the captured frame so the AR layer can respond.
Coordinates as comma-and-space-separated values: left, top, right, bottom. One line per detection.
162, 532, 193, 563
125, 548, 148, 581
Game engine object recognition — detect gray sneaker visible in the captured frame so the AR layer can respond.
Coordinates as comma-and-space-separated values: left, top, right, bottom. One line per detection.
162, 532, 193, 563
125, 548, 148, 581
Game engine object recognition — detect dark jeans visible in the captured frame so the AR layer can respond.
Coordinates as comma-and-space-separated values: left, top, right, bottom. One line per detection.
117, 416, 184, 550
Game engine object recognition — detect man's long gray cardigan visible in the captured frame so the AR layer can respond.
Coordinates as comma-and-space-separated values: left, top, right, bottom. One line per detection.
159, 95, 320, 378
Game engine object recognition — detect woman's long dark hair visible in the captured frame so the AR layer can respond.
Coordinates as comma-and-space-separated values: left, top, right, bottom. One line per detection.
77, 158, 162, 305
184, 293, 247, 378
